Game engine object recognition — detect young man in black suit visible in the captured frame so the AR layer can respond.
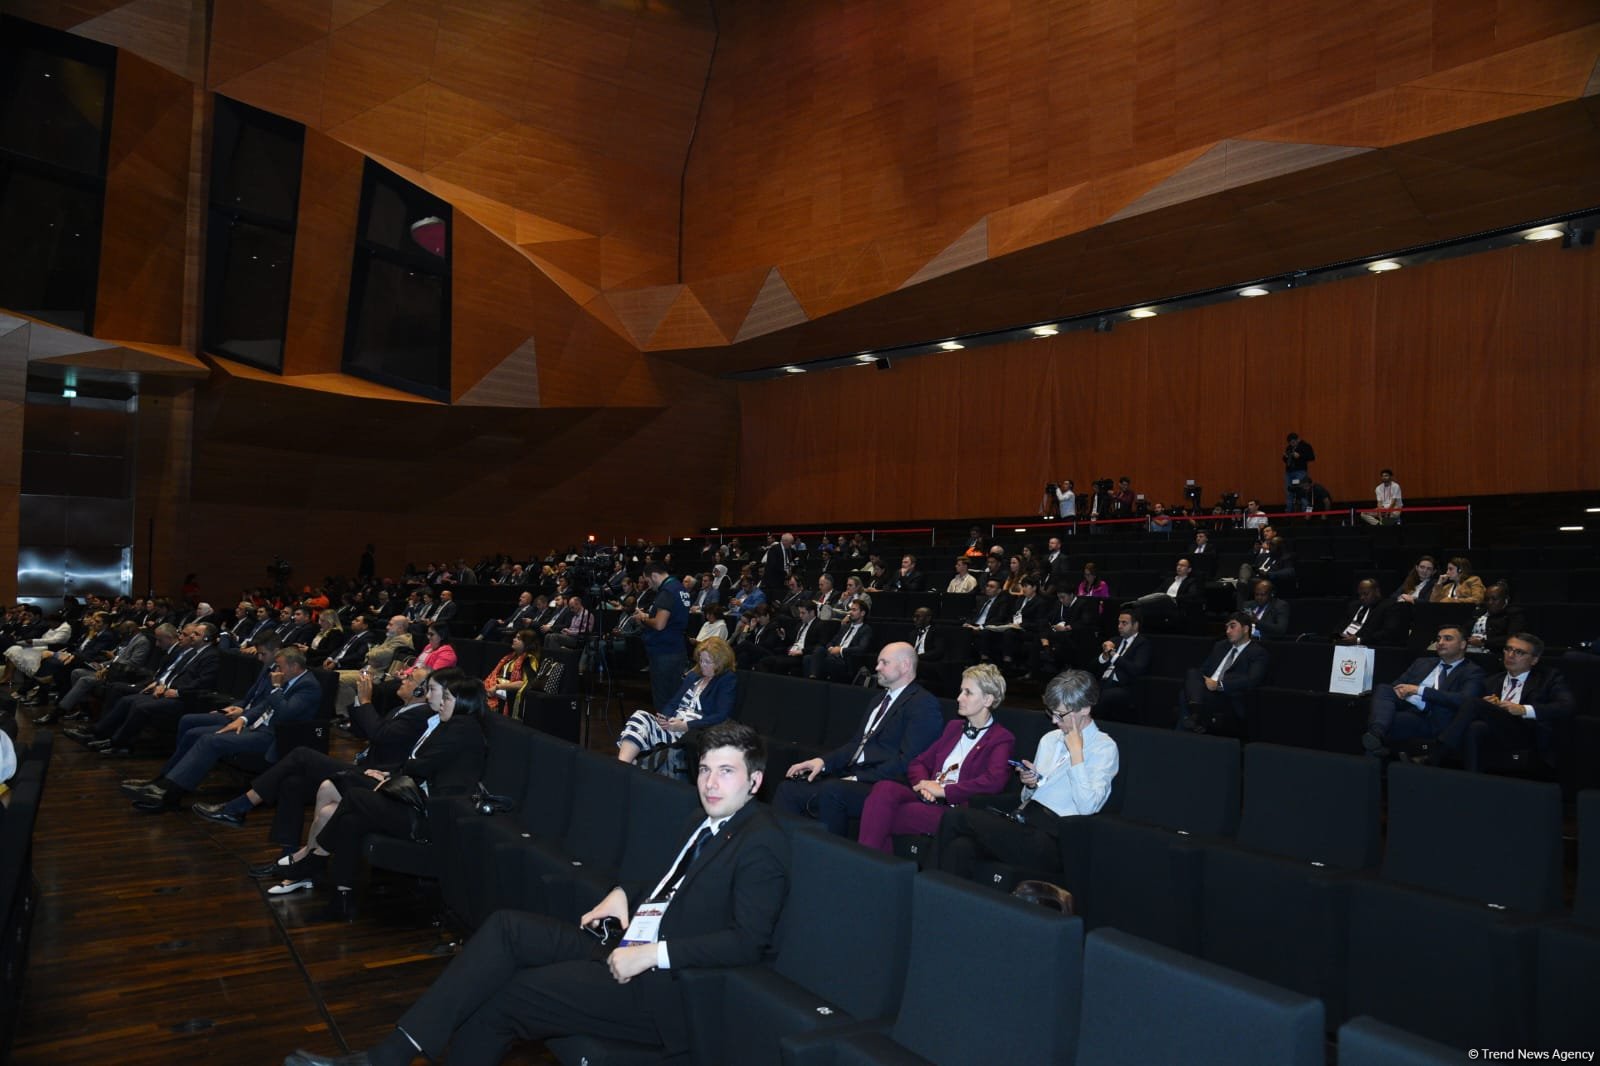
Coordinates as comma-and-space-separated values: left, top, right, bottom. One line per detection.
285, 721, 788, 1066
1095, 608, 1151, 721
1177, 612, 1270, 734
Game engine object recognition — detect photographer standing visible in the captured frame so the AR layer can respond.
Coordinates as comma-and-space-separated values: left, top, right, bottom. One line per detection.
1282, 433, 1315, 512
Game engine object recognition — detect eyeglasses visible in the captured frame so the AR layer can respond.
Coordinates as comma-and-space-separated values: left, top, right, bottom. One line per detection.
1503, 646, 1535, 657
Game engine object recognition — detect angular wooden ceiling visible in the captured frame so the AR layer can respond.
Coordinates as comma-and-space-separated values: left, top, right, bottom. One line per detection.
10, 0, 1600, 380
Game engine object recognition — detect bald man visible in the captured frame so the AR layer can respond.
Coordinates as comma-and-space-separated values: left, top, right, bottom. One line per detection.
774, 642, 943, 837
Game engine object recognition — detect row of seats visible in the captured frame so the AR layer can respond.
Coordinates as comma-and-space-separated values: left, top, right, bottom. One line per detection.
0, 732, 52, 1061
358, 711, 1585, 1062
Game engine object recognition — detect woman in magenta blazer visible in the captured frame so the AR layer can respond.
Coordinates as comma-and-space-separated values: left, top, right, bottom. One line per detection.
858, 663, 1016, 853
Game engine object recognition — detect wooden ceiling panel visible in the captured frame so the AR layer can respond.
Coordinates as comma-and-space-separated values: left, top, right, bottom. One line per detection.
282, 132, 363, 376
207, 0, 330, 89
321, 0, 437, 128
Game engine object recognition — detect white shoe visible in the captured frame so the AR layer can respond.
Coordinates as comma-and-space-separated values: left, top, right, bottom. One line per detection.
267, 877, 315, 896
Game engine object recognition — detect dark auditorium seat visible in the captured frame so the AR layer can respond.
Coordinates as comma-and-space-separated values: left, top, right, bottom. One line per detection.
777, 871, 1084, 1065
1198, 745, 1381, 1017
1075, 928, 1323, 1066
443, 727, 578, 932
1076, 727, 1241, 951
1341, 764, 1565, 1048
1529, 790, 1600, 1053
1336, 1017, 1459, 1065
676, 828, 916, 1066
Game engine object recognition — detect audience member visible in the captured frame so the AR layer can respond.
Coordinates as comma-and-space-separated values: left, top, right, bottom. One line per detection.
1245, 579, 1291, 639
634, 562, 690, 712
1176, 612, 1268, 735
1430, 556, 1486, 604
1437, 633, 1575, 772
1094, 609, 1150, 721
946, 557, 976, 594
909, 606, 945, 662
1360, 624, 1487, 758
778, 643, 942, 836
756, 602, 828, 674
937, 670, 1118, 880
1332, 579, 1408, 647
857, 663, 1016, 853
484, 631, 537, 715
617, 638, 737, 768
284, 721, 786, 1066
1465, 582, 1524, 658
808, 599, 872, 682
1396, 556, 1439, 605
1362, 468, 1403, 525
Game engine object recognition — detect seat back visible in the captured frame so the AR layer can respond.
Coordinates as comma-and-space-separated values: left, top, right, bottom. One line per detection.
1117, 727, 1241, 836
612, 773, 702, 885
1335, 1017, 1460, 1066
1574, 788, 1600, 929
478, 714, 537, 805
1238, 744, 1380, 869
515, 730, 578, 838
558, 751, 633, 870
890, 872, 1083, 1064
772, 830, 915, 1020
1077, 929, 1323, 1066
1382, 762, 1563, 912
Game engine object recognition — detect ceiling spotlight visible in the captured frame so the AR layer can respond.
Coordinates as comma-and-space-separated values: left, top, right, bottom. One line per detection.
1367, 260, 1402, 273
1238, 286, 1269, 297
1128, 308, 1157, 319
856, 354, 877, 364
1587, 507, 1600, 514
939, 341, 964, 351
1031, 325, 1059, 337
783, 366, 806, 374
1524, 227, 1565, 242
1013, 528, 1027, 533
1558, 526, 1584, 532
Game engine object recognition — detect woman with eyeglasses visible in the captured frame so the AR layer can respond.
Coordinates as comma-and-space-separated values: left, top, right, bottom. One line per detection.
857, 663, 1016, 853
936, 669, 1120, 880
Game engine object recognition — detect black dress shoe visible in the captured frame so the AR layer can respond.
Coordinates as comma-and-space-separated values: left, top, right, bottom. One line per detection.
120, 779, 157, 797
192, 802, 245, 828
132, 790, 179, 813
250, 854, 297, 880
284, 1049, 371, 1066
32, 710, 58, 725
63, 727, 95, 744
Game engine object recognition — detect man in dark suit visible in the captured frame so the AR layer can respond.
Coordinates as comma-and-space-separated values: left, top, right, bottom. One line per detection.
1360, 624, 1487, 758
756, 602, 831, 674
773, 574, 811, 618
238, 606, 279, 652
1132, 558, 1204, 630
808, 599, 873, 681
731, 604, 785, 670
1187, 530, 1217, 577
1245, 579, 1292, 639
477, 591, 539, 641
285, 721, 788, 1066
777, 643, 943, 837
909, 606, 945, 663
325, 614, 378, 670
1436, 633, 1576, 772
1094, 608, 1151, 721
1041, 536, 1071, 588
889, 554, 925, 592
1044, 584, 1101, 670
126, 646, 322, 812
1332, 579, 1408, 647
74, 623, 222, 754
194, 667, 433, 841
962, 577, 1011, 663
759, 533, 795, 604
1176, 612, 1270, 734
277, 607, 318, 648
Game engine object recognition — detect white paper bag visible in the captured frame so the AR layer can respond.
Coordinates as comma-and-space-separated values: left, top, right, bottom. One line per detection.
1329, 646, 1375, 695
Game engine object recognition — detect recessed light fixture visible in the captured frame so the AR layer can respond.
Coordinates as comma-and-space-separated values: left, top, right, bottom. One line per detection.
1524, 227, 1565, 242
1367, 260, 1402, 273
1559, 525, 1584, 532
783, 366, 805, 374
1128, 308, 1157, 319
1238, 286, 1269, 297
857, 354, 877, 363
1587, 507, 1600, 514
939, 341, 964, 351
1031, 325, 1059, 337
1013, 528, 1027, 533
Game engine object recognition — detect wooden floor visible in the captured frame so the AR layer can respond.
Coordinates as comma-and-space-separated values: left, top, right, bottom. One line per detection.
2, 687, 640, 1065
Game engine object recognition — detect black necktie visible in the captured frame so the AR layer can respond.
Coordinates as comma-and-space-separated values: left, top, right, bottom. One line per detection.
650, 825, 714, 903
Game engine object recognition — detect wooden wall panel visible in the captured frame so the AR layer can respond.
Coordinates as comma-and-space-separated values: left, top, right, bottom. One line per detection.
94, 52, 193, 344
281, 131, 362, 376
685, 1, 1598, 282
736, 239, 1600, 524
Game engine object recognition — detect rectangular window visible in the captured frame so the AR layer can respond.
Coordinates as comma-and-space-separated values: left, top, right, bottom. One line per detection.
202, 95, 305, 371
0, 17, 115, 332
342, 161, 451, 400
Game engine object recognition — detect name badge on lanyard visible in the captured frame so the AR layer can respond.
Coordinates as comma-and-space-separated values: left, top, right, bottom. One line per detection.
620, 901, 669, 947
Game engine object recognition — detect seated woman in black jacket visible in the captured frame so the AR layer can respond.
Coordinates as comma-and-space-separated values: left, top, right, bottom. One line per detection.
267, 668, 487, 920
